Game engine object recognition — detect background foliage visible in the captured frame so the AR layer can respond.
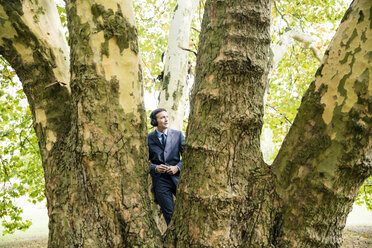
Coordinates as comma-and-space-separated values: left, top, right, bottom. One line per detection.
264, 0, 350, 162
0, 57, 43, 234
356, 177, 372, 211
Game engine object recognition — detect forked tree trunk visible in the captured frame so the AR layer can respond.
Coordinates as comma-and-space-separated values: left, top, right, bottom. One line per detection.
165, 0, 371, 247
0, 0, 371, 247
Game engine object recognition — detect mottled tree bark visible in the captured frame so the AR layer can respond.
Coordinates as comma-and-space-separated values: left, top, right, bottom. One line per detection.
272, 0, 372, 247
0, 0, 161, 247
48, 0, 161, 246
0, 0, 371, 247
0, 0, 71, 153
166, 0, 275, 247
0, 2, 73, 245
158, 0, 199, 131
165, 0, 371, 247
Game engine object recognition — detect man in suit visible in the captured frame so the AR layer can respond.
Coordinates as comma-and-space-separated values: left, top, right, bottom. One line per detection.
148, 108, 185, 225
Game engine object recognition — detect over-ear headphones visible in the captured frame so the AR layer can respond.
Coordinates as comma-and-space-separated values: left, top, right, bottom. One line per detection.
150, 113, 158, 126
150, 108, 167, 127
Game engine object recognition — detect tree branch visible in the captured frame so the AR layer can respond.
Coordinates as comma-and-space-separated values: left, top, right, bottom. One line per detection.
0, 0, 72, 143
272, 27, 322, 70
192, 26, 200, 33
266, 104, 292, 124
292, 32, 322, 62
178, 45, 197, 56
273, 0, 290, 27
272, 1, 372, 245
0, 156, 9, 181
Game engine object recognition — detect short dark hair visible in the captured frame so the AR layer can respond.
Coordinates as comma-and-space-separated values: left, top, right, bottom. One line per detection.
150, 108, 167, 126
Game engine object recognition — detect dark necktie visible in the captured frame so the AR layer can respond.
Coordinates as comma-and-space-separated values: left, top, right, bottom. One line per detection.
161, 133, 166, 147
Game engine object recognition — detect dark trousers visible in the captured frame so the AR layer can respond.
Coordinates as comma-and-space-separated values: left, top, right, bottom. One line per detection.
155, 174, 177, 225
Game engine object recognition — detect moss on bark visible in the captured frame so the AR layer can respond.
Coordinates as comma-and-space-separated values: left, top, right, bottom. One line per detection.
166, 0, 274, 247
91, 3, 138, 56
272, 1, 372, 247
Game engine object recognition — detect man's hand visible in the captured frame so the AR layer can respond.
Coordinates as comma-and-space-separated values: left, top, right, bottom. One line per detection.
166, 166, 179, 175
156, 164, 168, 173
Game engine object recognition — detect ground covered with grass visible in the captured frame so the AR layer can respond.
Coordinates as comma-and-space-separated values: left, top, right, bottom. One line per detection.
0, 202, 371, 247
342, 226, 372, 248
0, 226, 371, 248
0, 237, 47, 248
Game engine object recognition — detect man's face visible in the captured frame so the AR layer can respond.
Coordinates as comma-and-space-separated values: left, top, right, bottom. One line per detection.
156, 111, 169, 131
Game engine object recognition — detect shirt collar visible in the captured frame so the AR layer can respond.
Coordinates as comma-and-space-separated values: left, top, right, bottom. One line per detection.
155, 128, 168, 137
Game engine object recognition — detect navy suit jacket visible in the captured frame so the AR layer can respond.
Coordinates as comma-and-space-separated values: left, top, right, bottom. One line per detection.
148, 129, 185, 191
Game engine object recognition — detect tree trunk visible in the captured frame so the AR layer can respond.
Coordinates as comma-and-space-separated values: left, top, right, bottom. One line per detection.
166, 0, 274, 246
0, 2, 73, 244
272, 0, 372, 246
48, 1, 161, 246
0, 0, 371, 247
165, 0, 371, 247
1, 0, 162, 247
158, 0, 199, 130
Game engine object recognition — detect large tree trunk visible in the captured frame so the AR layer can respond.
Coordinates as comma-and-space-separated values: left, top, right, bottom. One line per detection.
0, 0, 370, 247
0, 2, 73, 244
158, 0, 199, 130
166, 0, 274, 246
166, 0, 371, 247
0, 0, 161, 247
272, 0, 372, 246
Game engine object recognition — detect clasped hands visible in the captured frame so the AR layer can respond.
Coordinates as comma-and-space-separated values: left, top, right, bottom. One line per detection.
156, 164, 178, 175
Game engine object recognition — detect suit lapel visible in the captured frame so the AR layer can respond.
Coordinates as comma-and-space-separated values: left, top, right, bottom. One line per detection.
151, 131, 163, 149
164, 129, 174, 161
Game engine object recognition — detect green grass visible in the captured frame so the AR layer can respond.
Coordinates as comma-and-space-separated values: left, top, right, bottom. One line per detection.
0, 199, 48, 244
0, 199, 371, 247
0, 238, 47, 248
0, 227, 371, 248
342, 226, 372, 248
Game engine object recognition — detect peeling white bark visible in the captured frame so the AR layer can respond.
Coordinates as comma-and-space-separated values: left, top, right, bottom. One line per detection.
0, 0, 70, 152
0, 1, 69, 87
23, 0, 70, 150
23, 0, 70, 90
272, 27, 321, 70
74, 0, 143, 117
158, 0, 199, 131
